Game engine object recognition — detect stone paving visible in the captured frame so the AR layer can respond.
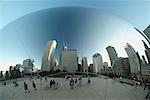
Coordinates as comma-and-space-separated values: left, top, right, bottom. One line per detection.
0, 77, 148, 100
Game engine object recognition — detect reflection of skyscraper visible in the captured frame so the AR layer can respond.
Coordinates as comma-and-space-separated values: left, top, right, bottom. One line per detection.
142, 55, 147, 64
143, 25, 150, 41
106, 46, 118, 66
103, 62, 108, 69
60, 50, 78, 73
142, 40, 150, 63
41, 40, 57, 71
82, 57, 88, 73
93, 53, 103, 73
124, 43, 140, 74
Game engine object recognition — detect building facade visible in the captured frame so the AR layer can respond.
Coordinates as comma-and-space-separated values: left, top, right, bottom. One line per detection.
82, 57, 88, 73
106, 46, 118, 66
93, 53, 103, 73
41, 40, 57, 71
124, 43, 140, 74
60, 50, 78, 73
22, 59, 34, 74
143, 25, 150, 41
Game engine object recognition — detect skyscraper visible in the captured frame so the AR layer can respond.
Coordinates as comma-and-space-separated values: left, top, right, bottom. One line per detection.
41, 40, 57, 71
103, 62, 108, 69
143, 25, 150, 41
60, 49, 78, 73
82, 57, 88, 73
142, 40, 150, 63
124, 43, 140, 74
106, 46, 118, 66
142, 55, 147, 64
93, 53, 103, 73
22, 59, 34, 74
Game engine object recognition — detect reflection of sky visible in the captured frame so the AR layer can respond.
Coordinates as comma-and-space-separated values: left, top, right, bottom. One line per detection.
0, 1, 150, 71
0, 0, 149, 30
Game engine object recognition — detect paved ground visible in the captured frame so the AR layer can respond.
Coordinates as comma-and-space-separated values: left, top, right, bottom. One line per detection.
0, 76, 149, 100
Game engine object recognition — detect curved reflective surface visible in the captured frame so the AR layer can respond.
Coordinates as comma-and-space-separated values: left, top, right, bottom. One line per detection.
0, 7, 147, 70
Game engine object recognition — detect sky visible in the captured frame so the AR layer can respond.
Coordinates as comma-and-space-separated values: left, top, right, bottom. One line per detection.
0, 0, 150, 71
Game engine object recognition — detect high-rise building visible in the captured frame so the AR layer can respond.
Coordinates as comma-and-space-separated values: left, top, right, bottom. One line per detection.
122, 58, 130, 78
142, 40, 150, 63
60, 49, 78, 73
145, 49, 150, 64
124, 43, 140, 74
22, 59, 34, 74
142, 55, 147, 64
142, 40, 149, 49
106, 46, 118, 66
41, 40, 57, 71
143, 25, 150, 41
113, 57, 123, 69
141, 63, 150, 81
88, 64, 94, 73
103, 62, 108, 69
93, 53, 103, 73
82, 57, 88, 73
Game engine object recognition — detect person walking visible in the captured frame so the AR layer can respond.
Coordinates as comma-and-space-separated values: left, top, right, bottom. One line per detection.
52, 80, 55, 88
54, 82, 59, 90
24, 82, 30, 93
13, 81, 16, 87
70, 78, 74, 89
88, 76, 91, 84
79, 77, 82, 86
75, 78, 78, 84
45, 77, 47, 82
32, 81, 37, 90
50, 80, 53, 88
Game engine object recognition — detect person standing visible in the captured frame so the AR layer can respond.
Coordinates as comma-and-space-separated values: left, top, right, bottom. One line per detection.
88, 76, 91, 84
50, 80, 52, 88
79, 77, 82, 86
45, 77, 47, 82
53, 80, 55, 85
75, 78, 78, 84
54, 82, 59, 90
24, 82, 30, 93
70, 78, 74, 89
32, 81, 37, 90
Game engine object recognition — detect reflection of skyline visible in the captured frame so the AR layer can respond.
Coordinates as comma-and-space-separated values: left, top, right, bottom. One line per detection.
0, 7, 149, 71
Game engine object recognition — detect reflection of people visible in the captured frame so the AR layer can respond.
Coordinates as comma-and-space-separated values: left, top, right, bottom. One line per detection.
70, 79, 74, 89
75, 78, 77, 84
4, 82, 6, 86
54, 82, 59, 90
24, 82, 30, 93
79, 77, 82, 86
32, 81, 37, 90
45, 77, 47, 82
88, 77, 90, 84
13, 81, 18, 87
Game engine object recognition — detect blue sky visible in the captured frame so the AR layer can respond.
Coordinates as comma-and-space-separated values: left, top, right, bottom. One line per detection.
0, 0, 150, 71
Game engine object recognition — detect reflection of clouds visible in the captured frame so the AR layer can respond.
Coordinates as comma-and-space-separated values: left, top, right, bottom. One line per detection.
0, 7, 147, 70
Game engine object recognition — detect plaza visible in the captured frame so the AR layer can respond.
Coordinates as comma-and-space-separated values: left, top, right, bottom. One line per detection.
0, 76, 148, 100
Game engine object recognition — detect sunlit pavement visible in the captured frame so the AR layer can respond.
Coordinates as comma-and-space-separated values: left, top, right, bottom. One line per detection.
0, 77, 148, 100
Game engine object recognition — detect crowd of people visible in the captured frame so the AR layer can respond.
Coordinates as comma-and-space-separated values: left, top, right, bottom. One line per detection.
68, 76, 91, 89
1, 75, 150, 100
